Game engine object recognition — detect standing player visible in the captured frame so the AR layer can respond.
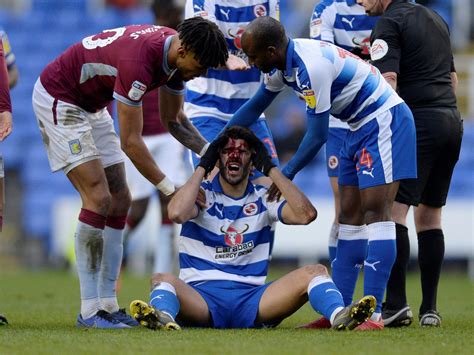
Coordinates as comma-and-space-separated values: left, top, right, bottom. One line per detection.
0, 36, 13, 326
32, 18, 229, 328
184, 0, 280, 184
129, 126, 376, 331
309, 0, 377, 264
226, 17, 417, 330
124, 0, 188, 274
299, 0, 378, 329
358, 0, 463, 327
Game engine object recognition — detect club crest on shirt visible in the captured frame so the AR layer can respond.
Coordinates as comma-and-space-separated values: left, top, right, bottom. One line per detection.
302, 89, 317, 109
254, 4, 267, 17
328, 155, 339, 169
128, 81, 147, 101
370, 39, 388, 61
243, 202, 258, 216
68, 139, 82, 155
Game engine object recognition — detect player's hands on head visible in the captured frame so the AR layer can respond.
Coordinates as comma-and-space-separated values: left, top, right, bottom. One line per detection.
250, 136, 276, 176
267, 183, 282, 202
0, 111, 13, 141
197, 135, 228, 177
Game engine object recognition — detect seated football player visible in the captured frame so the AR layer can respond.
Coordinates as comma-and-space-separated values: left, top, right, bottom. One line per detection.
130, 126, 376, 330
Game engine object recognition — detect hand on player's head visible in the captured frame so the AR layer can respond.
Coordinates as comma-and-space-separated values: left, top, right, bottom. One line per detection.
249, 136, 276, 176
197, 135, 228, 177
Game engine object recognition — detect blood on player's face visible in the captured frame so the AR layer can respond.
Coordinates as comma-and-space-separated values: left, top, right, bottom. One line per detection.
219, 138, 252, 185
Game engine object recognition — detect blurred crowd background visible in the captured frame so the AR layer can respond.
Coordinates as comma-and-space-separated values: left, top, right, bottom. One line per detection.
0, 0, 472, 271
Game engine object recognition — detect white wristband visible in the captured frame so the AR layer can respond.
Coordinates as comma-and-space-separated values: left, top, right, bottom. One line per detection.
199, 142, 210, 157
155, 177, 176, 196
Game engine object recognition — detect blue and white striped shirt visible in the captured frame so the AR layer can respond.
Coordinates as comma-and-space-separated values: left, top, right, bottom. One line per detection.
264, 38, 402, 129
184, 0, 279, 121
178, 175, 286, 286
310, 0, 378, 129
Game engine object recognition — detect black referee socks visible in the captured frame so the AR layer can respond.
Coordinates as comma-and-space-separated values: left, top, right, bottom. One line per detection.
385, 223, 410, 310
418, 229, 445, 314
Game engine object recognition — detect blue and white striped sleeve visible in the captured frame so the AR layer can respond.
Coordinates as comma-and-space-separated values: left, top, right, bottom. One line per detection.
185, 0, 217, 22
310, 0, 335, 43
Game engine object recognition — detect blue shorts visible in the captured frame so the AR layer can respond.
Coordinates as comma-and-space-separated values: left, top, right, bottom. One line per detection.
190, 116, 279, 180
187, 280, 275, 329
325, 127, 349, 177
339, 103, 417, 189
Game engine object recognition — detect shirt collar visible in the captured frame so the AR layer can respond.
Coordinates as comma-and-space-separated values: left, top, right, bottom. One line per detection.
162, 35, 173, 75
284, 38, 295, 77
211, 174, 255, 198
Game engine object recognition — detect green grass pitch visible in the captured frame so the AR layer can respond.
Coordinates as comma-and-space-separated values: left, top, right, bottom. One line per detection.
0, 269, 473, 355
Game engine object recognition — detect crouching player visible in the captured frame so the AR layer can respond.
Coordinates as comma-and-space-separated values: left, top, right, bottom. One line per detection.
130, 127, 375, 330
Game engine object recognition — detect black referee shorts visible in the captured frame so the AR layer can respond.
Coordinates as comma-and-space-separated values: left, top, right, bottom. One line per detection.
396, 107, 463, 207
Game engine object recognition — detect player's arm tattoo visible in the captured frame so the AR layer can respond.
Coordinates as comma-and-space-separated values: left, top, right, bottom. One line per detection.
168, 111, 208, 154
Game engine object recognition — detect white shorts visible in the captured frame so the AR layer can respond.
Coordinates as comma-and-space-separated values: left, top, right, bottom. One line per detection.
124, 133, 190, 200
32, 79, 124, 174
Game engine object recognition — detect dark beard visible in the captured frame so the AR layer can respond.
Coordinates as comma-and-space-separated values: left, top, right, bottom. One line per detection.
219, 158, 251, 186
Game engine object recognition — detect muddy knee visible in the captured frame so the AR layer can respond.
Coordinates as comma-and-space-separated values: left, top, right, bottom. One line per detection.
150, 272, 177, 290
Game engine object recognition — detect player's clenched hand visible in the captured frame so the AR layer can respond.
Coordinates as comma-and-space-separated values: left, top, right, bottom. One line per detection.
197, 135, 227, 177
267, 183, 282, 202
225, 54, 250, 71
0, 111, 13, 141
249, 136, 276, 176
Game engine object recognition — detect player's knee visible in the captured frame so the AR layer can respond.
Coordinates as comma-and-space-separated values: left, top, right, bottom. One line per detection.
88, 190, 112, 215
414, 205, 442, 230
150, 272, 177, 289
301, 264, 328, 280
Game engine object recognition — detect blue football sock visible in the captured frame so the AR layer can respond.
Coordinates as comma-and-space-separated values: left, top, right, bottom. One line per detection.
150, 282, 180, 319
332, 224, 368, 305
364, 221, 397, 313
308, 275, 344, 323
328, 222, 339, 263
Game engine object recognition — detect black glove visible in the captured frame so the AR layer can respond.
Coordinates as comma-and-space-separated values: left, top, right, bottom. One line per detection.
250, 137, 276, 176
197, 136, 227, 176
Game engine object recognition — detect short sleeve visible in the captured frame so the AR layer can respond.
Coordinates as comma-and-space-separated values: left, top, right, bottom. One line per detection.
113, 60, 153, 106
265, 198, 287, 223
263, 70, 286, 93
164, 72, 185, 95
370, 17, 401, 74
310, 1, 335, 43
185, 0, 217, 22
296, 51, 333, 115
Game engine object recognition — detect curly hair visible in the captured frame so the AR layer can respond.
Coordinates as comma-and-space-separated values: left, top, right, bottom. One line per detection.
177, 17, 229, 68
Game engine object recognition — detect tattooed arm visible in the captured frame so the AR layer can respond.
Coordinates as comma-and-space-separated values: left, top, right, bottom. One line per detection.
159, 88, 208, 154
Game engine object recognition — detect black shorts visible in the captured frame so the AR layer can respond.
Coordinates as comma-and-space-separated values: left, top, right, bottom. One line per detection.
396, 107, 463, 207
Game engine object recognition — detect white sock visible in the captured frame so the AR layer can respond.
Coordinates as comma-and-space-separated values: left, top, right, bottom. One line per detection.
75, 221, 103, 319
371, 312, 381, 321
153, 225, 174, 273
330, 307, 345, 325
99, 226, 124, 313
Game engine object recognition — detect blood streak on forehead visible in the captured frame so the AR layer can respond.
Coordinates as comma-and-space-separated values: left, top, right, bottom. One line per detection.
225, 138, 249, 150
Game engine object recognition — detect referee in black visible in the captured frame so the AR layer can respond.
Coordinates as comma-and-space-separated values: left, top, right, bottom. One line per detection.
357, 0, 463, 328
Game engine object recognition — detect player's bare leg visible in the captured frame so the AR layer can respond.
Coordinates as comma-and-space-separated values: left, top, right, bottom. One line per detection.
257, 264, 373, 329
130, 272, 211, 330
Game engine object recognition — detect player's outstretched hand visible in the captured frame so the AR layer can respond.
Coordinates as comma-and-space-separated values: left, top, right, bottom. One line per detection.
267, 183, 282, 202
197, 135, 227, 177
0, 111, 13, 141
250, 137, 276, 176
225, 54, 250, 71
